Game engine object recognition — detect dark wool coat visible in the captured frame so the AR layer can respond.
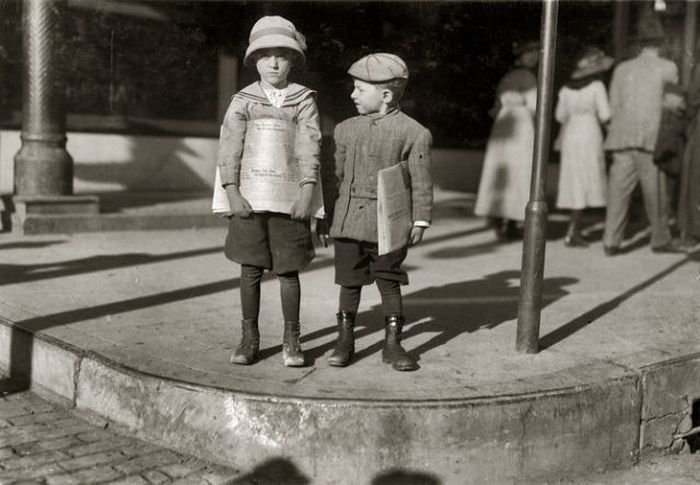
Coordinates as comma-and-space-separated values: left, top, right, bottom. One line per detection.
217, 82, 321, 187
328, 108, 433, 243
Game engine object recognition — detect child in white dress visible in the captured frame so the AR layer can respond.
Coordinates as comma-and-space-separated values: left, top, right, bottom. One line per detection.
555, 47, 613, 247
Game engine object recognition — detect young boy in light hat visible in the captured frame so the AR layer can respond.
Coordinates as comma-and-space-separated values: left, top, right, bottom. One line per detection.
323, 53, 433, 371
217, 16, 321, 367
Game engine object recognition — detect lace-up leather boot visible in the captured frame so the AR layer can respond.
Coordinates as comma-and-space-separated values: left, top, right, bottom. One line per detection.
382, 314, 418, 371
328, 311, 355, 367
283, 321, 305, 367
230, 319, 259, 365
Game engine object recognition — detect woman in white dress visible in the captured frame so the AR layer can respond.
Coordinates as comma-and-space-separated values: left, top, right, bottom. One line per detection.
555, 47, 613, 247
475, 41, 539, 241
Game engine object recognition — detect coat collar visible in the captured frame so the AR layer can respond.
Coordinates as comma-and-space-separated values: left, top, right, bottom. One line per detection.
367, 106, 401, 123
234, 82, 316, 107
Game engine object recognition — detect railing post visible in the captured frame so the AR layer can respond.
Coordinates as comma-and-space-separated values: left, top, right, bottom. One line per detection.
516, 0, 559, 354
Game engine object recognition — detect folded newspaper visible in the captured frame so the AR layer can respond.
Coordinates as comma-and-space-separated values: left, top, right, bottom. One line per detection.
212, 118, 324, 219
377, 161, 412, 255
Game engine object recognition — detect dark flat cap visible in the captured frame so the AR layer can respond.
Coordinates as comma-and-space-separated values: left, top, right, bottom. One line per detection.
347, 53, 409, 82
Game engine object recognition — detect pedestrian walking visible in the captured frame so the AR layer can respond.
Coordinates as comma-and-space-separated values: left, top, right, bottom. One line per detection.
321, 53, 433, 371
678, 61, 700, 245
217, 16, 322, 367
554, 47, 613, 247
474, 40, 539, 241
602, 20, 684, 255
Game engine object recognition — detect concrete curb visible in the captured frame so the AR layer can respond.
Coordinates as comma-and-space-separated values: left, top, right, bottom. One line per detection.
1, 318, 698, 484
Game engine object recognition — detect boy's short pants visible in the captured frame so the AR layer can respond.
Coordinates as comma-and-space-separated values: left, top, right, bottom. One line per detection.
333, 238, 408, 286
225, 212, 314, 274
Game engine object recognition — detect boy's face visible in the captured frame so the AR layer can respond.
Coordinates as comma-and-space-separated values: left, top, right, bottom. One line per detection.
350, 79, 388, 115
256, 48, 292, 88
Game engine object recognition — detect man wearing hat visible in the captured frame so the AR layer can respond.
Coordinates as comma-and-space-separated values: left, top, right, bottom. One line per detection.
322, 53, 433, 372
602, 19, 684, 254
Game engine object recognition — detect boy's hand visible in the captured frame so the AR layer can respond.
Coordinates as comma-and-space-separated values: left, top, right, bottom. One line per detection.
408, 226, 426, 246
315, 218, 329, 248
225, 185, 252, 218
290, 184, 314, 221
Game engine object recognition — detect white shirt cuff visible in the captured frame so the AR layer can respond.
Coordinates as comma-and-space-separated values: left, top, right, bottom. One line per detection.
413, 220, 430, 228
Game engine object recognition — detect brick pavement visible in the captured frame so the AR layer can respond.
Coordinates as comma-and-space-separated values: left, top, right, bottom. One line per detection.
0, 385, 239, 485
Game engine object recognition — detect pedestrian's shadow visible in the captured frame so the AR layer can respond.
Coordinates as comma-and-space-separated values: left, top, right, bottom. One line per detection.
231, 457, 310, 484
304, 270, 577, 365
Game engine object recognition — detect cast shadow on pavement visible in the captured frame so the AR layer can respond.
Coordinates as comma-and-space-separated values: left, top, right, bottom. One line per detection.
0, 240, 66, 250
0, 224, 497, 386
302, 270, 577, 366
231, 457, 310, 484
371, 468, 441, 485
540, 251, 699, 350
0, 246, 223, 286
227, 459, 440, 484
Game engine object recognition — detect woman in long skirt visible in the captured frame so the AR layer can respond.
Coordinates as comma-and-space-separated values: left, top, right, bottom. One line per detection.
555, 47, 613, 247
475, 41, 539, 241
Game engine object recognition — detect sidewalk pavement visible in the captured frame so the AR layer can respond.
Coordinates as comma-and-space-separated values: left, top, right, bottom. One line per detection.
0, 188, 698, 481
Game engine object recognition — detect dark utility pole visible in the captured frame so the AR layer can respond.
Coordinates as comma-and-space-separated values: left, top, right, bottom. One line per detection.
516, 0, 559, 354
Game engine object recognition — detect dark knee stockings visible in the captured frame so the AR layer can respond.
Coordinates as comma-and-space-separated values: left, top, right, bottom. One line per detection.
339, 278, 402, 316
240, 264, 300, 322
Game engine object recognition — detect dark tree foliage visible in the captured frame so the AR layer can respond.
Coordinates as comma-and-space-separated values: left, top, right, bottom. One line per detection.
0, 1, 614, 146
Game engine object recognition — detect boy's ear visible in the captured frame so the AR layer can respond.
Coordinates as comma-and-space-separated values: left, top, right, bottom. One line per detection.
380, 88, 394, 105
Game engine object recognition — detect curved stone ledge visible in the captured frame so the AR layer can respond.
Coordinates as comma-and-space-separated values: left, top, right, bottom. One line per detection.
5, 318, 700, 483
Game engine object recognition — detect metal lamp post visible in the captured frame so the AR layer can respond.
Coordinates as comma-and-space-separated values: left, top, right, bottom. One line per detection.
516, 0, 559, 354
12, 0, 98, 234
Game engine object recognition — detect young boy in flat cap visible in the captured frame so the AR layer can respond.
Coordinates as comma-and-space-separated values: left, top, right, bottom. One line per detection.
323, 53, 433, 371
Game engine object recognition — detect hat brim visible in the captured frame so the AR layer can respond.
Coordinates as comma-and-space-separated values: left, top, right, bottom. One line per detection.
571, 56, 614, 80
244, 36, 305, 67
513, 41, 540, 56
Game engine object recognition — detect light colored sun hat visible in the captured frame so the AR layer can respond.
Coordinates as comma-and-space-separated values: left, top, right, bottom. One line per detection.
571, 47, 614, 79
347, 53, 409, 82
244, 16, 306, 68
512, 40, 540, 56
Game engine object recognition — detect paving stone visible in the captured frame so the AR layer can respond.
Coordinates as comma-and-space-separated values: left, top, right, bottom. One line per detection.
14, 436, 84, 456
1, 450, 68, 470
8, 411, 67, 426
37, 423, 97, 441
46, 465, 124, 485
66, 437, 132, 457
118, 441, 161, 458
75, 429, 114, 443
141, 469, 170, 484
113, 450, 182, 476
57, 449, 129, 472
0, 446, 16, 460
0, 402, 31, 419
159, 460, 205, 478
0, 423, 49, 447
106, 476, 150, 485
0, 462, 65, 481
